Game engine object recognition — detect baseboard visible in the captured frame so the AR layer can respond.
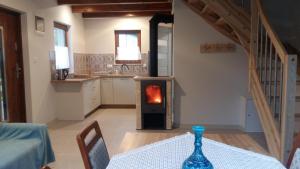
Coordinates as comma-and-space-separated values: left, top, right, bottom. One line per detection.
84, 107, 100, 118
176, 123, 245, 132
100, 104, 136, 109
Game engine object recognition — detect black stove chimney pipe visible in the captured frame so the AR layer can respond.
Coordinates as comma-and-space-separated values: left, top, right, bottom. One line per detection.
149, 14, 174, 77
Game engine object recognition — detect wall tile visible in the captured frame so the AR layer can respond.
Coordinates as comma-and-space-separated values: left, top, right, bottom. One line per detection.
74, 53, 148, 75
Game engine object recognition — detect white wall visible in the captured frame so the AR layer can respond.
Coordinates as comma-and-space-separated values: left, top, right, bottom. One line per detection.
84, 17, 150, 54
173, 0, 249, 128
0, 0, 86, 123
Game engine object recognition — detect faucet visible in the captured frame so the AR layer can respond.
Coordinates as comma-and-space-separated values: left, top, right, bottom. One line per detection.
121, 64, 129, 73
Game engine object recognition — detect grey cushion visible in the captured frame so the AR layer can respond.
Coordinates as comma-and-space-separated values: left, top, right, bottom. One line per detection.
88, 138, 110, 169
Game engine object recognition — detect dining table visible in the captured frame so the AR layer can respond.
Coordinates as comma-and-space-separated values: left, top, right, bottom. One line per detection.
106, 133, 286, 169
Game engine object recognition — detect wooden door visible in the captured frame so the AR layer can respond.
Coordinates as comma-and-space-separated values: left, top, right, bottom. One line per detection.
0, 8, 26, 122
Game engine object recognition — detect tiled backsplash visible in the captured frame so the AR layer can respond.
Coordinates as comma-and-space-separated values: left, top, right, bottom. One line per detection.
74, 53, 148, 75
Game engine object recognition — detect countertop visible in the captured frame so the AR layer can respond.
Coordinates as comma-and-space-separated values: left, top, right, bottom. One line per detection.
51, 76, 101, 83
97, 74, 136, 78
51, 73, 143, 84
133, 76, 175, 81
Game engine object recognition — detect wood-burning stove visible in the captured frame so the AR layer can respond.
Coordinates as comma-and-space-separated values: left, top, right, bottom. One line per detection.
134, 76, 173, 130
141, 80, 166, 129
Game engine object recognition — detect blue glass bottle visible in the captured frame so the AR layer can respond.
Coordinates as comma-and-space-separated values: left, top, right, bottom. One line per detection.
182, 126, 213, 169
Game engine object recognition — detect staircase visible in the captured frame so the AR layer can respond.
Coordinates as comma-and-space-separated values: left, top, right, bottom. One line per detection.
184, 0, 297, 163
184, 0, 250, 52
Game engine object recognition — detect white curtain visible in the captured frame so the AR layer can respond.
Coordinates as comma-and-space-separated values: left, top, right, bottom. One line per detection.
116, 34, 141, 60
55, 46, 70, 69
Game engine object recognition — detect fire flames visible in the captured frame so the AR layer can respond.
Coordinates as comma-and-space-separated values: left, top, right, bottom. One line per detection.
145, 85, 162, 104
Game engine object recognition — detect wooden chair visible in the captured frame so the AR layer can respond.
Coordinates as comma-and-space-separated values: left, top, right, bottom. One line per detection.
287, 132, 300, 168
77, 121, 110, 169
41, 166, 51, 169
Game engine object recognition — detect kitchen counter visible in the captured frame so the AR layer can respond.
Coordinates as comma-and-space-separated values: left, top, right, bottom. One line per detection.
96, 74, 136, 78
51, 76, 100, 83
51, 73, 148, 83
51, 73, 147, 83
133, 76, 175, 81
53, 73, 137, 119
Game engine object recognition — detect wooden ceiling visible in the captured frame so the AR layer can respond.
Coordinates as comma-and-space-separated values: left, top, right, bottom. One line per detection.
57, 0, 172, 18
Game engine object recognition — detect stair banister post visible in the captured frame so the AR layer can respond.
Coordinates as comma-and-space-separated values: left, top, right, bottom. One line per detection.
249, 0, 259, 92
280, 54, 297, 163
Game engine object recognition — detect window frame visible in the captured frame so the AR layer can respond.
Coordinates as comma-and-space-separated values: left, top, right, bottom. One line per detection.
54, 22, 69, 47
54, 22, 70, 70
114, 30, 141, 64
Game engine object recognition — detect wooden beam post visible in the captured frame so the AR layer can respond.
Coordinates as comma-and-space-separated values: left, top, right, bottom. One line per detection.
71, 3, 172, 13
82, 11, 171, 18
58, 0, 170, 5
281, 54, 297, 163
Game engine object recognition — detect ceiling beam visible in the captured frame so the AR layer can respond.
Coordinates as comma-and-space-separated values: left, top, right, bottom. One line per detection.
82, 11, 171, 18
57, 0, 170, 5
71, 3, 172, 13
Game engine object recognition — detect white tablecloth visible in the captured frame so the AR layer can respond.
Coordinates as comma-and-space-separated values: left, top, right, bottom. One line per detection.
290, 148, 300, 169
107, 133, 286, 169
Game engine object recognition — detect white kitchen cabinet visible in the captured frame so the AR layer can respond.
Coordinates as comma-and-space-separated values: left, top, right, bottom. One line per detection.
100, 77, 135, 105
101, 78, 114, 104
93, 79, 101, 108
83, 79, 101, 115
54, 78, 101, 120
113, 78, 135, 105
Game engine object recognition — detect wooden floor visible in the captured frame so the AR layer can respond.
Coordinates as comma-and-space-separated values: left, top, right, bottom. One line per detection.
48, 109, 269, 169
119, 132, 268, 155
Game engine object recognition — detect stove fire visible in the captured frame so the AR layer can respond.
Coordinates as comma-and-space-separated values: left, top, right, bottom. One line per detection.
145, 85, 162, 104
140, 80, 166, 129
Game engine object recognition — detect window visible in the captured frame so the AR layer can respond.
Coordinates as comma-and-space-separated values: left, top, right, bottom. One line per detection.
54, 22, 70, 69
115, 30, 141, 64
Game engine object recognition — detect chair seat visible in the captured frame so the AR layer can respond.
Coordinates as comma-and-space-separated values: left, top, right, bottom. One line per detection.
0, 139, 41, 169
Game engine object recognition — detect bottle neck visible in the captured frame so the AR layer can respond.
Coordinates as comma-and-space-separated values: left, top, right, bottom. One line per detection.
193, 132, 203, 154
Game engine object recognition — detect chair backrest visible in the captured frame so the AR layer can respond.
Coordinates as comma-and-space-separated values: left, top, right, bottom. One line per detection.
287, 132, 300, 168
76, 121, 110, 169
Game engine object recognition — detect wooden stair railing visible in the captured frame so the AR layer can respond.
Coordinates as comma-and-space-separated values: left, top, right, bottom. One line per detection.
184, 0, 298, 163
250, 0, 297, 162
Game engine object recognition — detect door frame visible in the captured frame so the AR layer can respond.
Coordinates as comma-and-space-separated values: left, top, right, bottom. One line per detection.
0, 26, 8, 121
0, 7, 27, 122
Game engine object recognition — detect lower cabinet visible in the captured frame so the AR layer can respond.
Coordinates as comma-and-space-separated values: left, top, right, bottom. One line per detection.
100, 78, 114, 104
101, 77, 135, 105
55, 79, 101, 120
83, 79, 101, 115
